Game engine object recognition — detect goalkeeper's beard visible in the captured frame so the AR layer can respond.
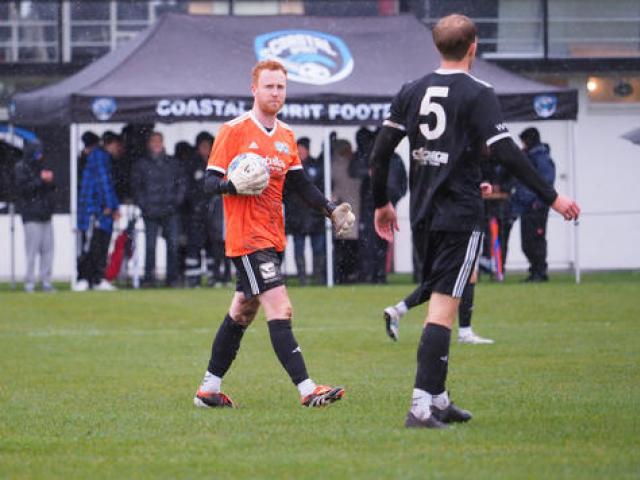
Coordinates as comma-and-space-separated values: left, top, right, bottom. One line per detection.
256, 97, 284, 116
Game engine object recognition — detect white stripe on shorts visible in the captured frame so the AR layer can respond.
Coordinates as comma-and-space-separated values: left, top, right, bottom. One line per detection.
241, 255, 260, 295
452, 231, 481, 298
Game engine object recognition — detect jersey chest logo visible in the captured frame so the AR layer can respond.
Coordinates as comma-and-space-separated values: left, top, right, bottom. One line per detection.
412, 147, 449, 167
274, 141, 290, 154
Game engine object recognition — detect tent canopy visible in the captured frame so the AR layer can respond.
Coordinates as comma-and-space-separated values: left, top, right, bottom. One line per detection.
11, 14, 577, 126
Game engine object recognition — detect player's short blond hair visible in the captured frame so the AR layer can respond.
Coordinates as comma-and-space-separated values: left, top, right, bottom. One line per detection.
252, 60, 288, 85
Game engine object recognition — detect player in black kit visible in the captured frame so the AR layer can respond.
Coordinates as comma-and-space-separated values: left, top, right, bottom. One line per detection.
370, 14, 580, 429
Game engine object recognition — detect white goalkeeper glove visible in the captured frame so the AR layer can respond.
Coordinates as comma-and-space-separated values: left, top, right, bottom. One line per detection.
331, 202, 356, 237
227, 156, 270, 195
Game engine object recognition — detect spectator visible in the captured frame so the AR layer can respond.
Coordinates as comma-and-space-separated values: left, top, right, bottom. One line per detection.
103, 130, 128, 204
119, 124, 155, 203
75, 132, 121, 291
77, 131, 100, 188
479, 151, 513, 277
511, 127, 556, 282
131, 132, 186, 287
354, 127, 407, 283
183, 132, 216, 288
207, 184, 232, 287
284, 137, 326, 285
331, 138, 360, 284
197, 132, 232, 287
14, 142, 56, 292
174, 140, 195, 283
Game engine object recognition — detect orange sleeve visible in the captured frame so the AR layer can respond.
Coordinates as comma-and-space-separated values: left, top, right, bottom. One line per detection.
288, 132, 303, 172
207, 124, 235, 175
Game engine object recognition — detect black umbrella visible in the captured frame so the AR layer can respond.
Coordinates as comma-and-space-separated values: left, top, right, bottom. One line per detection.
621, 127, 640, 145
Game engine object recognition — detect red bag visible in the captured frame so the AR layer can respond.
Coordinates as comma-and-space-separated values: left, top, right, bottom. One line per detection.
105, 230, 128, 281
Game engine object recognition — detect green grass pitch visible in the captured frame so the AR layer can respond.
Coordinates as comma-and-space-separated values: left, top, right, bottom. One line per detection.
1, 272, 639, 479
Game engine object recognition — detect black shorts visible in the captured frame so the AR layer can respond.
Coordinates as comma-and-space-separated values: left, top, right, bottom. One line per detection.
414, 230, 483, 299
232, 248, 285, 299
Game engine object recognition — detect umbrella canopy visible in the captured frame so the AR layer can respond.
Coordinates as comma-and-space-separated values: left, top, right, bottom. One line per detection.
0, 125, 39, 150
621, 127, 640, 145
11, 14, 578, 126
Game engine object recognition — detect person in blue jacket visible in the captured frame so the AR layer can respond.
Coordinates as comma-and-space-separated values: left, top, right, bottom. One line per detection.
75, 131, 121, 291
511, 127, 556, 282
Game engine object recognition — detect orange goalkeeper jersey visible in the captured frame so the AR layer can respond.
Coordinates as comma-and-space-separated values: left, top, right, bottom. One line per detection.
207, 111, 302, 257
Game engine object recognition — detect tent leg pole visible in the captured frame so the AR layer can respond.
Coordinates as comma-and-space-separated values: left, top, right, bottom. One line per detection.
9, 202, 16, 289
323, 128, 333, 288
70, 123, 79, 290
569, 120, 580, 284
8, 123, 16, 289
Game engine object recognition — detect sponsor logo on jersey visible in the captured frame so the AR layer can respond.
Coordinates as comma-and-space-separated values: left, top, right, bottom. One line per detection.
412, 147, 449, 167
91, 97, 117, 121
259, 262, 277, 280
254, 30, 354, 85
274, 141, 290, 154
265, 155, 287, 174
533, 94, 557, 118
496, 122, 509, 132
249, 141, 259, 149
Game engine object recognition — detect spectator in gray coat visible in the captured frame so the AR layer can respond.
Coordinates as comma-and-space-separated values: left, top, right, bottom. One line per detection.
131, 132, 186, 287
14, 142, 56, 292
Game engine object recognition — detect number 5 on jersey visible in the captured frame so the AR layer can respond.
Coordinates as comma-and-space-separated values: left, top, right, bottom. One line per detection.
420, 87, 449, 140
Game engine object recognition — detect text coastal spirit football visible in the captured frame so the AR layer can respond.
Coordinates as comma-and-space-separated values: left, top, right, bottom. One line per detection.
155, 97, 391, 123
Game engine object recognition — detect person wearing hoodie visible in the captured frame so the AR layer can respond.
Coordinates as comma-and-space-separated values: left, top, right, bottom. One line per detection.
131, 131, 186, 287
511, 127, 556, 282
14, 142, 56, 292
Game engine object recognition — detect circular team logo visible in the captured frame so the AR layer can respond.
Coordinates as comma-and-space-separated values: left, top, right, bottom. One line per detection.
254, 30, 354, 85
91, 97, 117, 121
533, 94, 557, 118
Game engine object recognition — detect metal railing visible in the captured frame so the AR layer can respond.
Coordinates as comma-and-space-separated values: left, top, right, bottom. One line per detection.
1, 1, 639, 64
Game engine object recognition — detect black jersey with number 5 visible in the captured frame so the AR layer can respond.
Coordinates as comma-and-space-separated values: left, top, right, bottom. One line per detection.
384, 68, 511, 232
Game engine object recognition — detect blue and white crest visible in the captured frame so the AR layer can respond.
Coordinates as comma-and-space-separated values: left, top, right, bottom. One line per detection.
254, 30, 354, 85
91, 97, 117, 121
275, 141, 290, 154
533, 95, 557, 119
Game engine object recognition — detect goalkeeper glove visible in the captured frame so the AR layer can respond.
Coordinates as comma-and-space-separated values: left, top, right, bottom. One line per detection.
331, 202, 356, 237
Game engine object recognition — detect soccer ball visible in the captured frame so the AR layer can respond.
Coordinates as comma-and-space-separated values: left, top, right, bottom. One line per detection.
228, 152, 269, 178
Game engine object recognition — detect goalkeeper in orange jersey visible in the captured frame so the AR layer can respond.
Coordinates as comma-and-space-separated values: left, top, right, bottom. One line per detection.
194, 60, 355, 409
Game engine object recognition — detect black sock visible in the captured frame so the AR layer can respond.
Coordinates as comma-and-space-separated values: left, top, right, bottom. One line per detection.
207, 313, 247, 377
414, 323, 451, 395
458, 283, 475, 328
404, 282, 431, 309
268, 319, 309, 385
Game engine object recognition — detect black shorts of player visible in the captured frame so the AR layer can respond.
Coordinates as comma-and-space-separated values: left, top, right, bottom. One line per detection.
414, 229, 483, 299
232, 248, 285, 299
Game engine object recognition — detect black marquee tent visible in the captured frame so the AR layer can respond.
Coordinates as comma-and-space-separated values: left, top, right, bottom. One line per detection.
8, 14, 580, 285
11, 14, 577, 125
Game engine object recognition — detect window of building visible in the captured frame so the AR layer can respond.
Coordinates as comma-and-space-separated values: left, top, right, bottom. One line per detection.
0, 1, 59, 63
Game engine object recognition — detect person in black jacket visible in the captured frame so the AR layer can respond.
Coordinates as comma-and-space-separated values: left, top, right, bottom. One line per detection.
353, 127, 407, 283
283, 137, 326, 285
183, 132, 230, 287
131, 131, 186, 287
14, 142, 56, 292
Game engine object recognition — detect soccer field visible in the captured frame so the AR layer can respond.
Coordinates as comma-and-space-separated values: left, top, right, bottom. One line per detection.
1, 272, 639, 479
